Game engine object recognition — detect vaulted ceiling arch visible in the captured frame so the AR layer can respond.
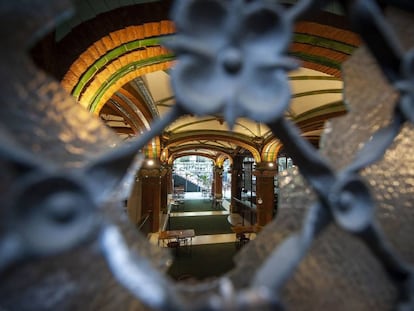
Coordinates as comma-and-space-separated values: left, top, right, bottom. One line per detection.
262, 139, 283, 162
169, 153, 216, 166
29, 0, 362, 165
166, 131, 261, 163
216, 154, 233, 167
168, 143, 235, 156
166, 144, 234, 166
58, 18, 356, 116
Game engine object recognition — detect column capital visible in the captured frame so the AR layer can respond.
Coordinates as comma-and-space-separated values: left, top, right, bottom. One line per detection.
139, 162, 168, 178
214, 166, 224, 174
253, 162, 278, 177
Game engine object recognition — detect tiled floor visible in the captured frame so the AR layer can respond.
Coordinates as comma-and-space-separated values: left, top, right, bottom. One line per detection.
148, 192, 255, 246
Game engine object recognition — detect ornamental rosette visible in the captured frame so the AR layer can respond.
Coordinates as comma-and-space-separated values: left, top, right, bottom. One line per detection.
166, 0, 298, 128
396, 49, 414, 123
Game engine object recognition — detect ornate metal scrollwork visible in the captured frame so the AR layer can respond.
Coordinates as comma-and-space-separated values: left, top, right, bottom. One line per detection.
166, 0, 298, 127
1, 0, 414, 310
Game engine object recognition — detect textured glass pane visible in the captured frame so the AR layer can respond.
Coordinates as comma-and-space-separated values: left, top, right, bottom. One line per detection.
229, 8, 414, 311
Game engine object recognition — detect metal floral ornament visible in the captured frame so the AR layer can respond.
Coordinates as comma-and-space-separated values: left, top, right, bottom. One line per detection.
167, 0, 298, 128
396, 49, 414, 123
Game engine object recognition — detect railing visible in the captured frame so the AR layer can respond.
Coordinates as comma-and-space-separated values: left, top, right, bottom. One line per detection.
233, 197, 257, 226
1, 0, 414, 311
136, 212, 152, 235
174, 169, 208, 190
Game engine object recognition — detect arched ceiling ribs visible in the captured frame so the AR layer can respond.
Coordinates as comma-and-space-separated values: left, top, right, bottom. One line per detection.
231, 121, 263, 139
170, 154, 215, 166
289, 48, 344, 77
166, 139, 237, 151
201, 140, 237, 150
293, 100, 347, 133
296, 118, 334, 134
263, 133, 322, 162
167, 144, 234, 166
59, 20, 175, 113
170, 152, 216, 165
102, 98, 159, 156
60, 24, 356, 115
169, 116, 263, 140
168, 143, 235, 155
122, 83, 155, 120
46, 1, 363, 168
166, 131, 261, 163
289, 75, 341, 82
60, 24, 174, 95
294, 21, 360, 47
111, 94, 147, 133
245, 101, 346, 157
100, 103, 118, 115
104, 98, 139, 134
115, 90, 152, 131
292, 89, 343, 100
292, 100, 346, 122
53, 3, 360, 115
130, 77, 159, 119
63, 34, 173, 99
262, 139, 283, 162
289, 21, 361, 77
169, 117, 221, 132
168, 130, 259, 149
101, 95, 161, 157
155, 95, 175, 108
89, 51, 174, 114
111, 127, 135, 135
216, 154, 232, 167
292, 33, 355, 55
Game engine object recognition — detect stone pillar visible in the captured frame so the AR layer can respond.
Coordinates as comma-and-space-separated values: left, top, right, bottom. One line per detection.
139, 163, 163, 233
213, 166, 223, 199
231, 156, 244, 213
254, 162, 277, 226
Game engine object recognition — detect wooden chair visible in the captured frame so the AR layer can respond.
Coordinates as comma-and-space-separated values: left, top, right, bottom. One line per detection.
235, 232, 250, 249
167, 240, 180, 255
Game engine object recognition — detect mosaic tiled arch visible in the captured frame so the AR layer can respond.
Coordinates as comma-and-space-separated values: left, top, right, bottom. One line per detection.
60, 18, 359, 114
58, 9, 360, 162
61, 20, 175, 114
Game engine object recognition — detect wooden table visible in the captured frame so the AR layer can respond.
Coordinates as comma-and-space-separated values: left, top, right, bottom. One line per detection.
231, 225, 261, 235
158, 229, 195, 248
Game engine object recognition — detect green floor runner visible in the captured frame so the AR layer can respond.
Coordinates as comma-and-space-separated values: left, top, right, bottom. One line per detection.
167, 242, 237, 281
171, 199, 225, 212
168, 215, 233, 235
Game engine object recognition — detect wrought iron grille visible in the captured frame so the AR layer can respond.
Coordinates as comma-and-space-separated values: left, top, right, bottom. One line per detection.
1, 0, 414, 310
